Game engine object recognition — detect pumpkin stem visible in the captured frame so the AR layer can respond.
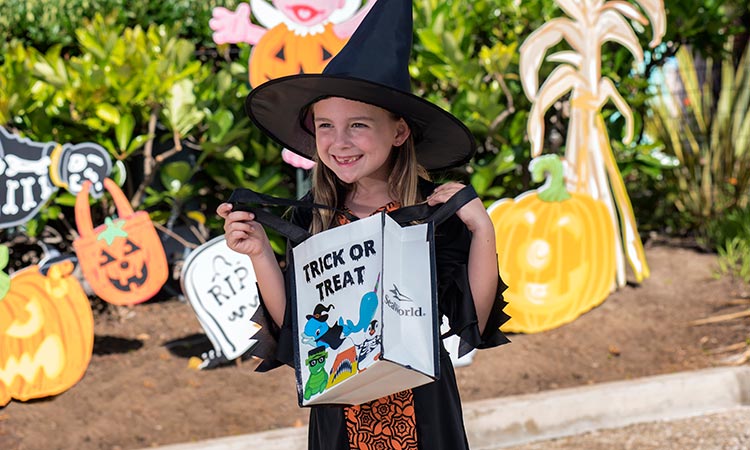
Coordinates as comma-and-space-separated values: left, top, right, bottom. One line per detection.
530, 154, 572, 202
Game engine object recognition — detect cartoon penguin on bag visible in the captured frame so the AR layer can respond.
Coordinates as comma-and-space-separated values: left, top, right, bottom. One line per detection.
0, 126, 111, 229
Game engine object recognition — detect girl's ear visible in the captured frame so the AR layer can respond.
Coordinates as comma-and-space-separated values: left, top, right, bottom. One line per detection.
394, 118, 411, 146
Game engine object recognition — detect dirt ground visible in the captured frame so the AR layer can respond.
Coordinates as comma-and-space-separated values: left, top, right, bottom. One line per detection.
1, 240, 748, 450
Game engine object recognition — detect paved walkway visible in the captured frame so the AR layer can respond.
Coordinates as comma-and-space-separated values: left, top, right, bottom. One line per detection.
504, 407, 750, 450
143, 366, 750, 450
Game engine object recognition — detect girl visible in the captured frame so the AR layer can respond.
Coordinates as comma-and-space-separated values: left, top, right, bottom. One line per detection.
218, 0, 509, 448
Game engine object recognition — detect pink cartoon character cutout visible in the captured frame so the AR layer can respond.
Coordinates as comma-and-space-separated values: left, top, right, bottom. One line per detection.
210, 0, 376, 89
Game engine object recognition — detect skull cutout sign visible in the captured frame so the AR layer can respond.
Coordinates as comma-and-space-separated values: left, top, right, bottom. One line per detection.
0, 126, 111, 229
73, 179, 168, 305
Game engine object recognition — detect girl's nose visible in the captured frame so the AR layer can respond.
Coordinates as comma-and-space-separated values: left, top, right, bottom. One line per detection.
331, 129, 352, 148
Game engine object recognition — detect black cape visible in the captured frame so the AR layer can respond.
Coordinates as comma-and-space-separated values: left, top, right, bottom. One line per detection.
249, 181, 510, 450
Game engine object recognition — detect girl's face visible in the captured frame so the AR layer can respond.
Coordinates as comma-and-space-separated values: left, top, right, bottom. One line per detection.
312, 97, 410, 185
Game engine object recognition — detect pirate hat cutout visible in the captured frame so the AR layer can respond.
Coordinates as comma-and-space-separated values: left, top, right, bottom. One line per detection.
245, 0, 476, 171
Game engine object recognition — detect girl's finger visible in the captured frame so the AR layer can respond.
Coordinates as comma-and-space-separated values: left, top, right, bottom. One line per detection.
226, 220, 255, 235
227, 210, 255, 222
216, 203, 232, 217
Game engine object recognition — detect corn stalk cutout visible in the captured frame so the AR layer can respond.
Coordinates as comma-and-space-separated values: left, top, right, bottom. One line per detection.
520, 0, 665, 287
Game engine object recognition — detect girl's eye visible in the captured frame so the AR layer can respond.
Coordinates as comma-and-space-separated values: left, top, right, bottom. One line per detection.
351, 122, 367, 128
316, 123, 332, 129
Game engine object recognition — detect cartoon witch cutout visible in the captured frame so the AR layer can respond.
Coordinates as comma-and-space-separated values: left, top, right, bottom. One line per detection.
210, 0, 377, 88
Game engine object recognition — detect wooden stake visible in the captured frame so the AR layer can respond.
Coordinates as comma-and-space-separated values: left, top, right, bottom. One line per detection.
689, 309, 750, 326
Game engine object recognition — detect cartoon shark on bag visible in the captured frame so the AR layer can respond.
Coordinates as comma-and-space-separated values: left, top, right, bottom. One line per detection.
0, 127, 111, 229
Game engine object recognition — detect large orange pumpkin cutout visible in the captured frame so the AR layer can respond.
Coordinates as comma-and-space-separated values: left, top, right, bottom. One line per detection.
0, 259, 94, 405
488, 155, 616, 333
73, 178, 168, 305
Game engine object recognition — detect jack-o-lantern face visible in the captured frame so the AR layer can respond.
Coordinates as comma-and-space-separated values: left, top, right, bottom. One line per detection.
0, 260, 94, 405
98, 234, 148, 292
73, 179, 168, 305
249, 23, 346, 88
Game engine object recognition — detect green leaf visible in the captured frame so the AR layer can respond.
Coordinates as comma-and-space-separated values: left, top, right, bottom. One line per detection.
224, 146, 244, 161
75, 28, 107, 60
160, 161, 192, 193
163, 79, 205, 136
0, 246, 8, 271
53, 192, 78, 207
115, 113, 136, 151
208, 109, 235, 142
416, 30, 444, 56
125, 135, 150, 157
0, 272, 9, 301
83, 117, 108, 132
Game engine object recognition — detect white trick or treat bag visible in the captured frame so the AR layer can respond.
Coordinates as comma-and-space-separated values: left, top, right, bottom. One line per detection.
228, 185, 478, 406
292, 212, 437, 406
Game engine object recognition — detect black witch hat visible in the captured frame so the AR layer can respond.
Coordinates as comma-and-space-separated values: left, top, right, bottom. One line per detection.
244, 0, 476, 171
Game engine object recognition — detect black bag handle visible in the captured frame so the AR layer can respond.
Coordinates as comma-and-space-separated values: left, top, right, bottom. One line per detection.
228, 185, 479, 245
388, 185, 478, 227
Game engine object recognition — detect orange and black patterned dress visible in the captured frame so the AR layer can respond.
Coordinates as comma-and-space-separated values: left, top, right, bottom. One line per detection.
252, 181, 510, 450
336, 202, 419, 450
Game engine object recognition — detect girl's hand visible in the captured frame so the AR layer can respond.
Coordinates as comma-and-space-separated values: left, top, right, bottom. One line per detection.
426, 182, 493, 234
217, 203, 272, 258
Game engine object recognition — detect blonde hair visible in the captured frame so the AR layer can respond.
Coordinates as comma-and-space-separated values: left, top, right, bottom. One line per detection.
309, 129, 429, 234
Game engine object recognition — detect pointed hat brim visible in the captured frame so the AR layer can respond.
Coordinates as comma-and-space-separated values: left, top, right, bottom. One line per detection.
245, 74, 476, 171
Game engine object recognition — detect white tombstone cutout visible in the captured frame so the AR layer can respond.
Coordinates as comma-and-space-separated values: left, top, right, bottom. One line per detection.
181, 235, 262, 362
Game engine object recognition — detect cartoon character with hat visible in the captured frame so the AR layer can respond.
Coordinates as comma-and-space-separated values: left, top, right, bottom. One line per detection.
218, 0, 510, 448
301, 303, 345, 350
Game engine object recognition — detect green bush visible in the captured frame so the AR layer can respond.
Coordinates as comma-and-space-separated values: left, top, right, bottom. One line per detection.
647, 39, 750, 235
0, 0, 239, 58
707, 207, 750, 283
1, 0, 748, 251
0, 14, 290, 255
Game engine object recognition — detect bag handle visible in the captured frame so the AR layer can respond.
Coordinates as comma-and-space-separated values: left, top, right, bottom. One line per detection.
228, 189, 324, 244
75, 178, 136, 239
227, 185, 479, 245
388, 185, 478, 227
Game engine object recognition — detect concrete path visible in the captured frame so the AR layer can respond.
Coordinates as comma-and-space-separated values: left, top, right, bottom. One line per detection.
504, 406, 750, 450
143, 366, 750, 450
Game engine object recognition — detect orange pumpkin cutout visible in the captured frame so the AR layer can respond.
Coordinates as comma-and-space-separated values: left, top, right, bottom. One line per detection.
0, 260, 94, 405
249, 23, 346, 87
488, 155, 616, 333
73, 178, 168, 305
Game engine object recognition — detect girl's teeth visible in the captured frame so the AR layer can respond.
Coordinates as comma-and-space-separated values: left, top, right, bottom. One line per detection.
337, 156, 360, 163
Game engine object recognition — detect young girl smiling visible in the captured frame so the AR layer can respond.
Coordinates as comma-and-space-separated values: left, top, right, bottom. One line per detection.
218, 0, 510, 448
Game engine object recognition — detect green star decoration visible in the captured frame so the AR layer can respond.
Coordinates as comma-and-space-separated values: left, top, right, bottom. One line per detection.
97, 217, 129, 245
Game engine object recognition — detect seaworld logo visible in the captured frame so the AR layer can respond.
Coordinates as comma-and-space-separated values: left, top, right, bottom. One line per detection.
384, 285, 425, 317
